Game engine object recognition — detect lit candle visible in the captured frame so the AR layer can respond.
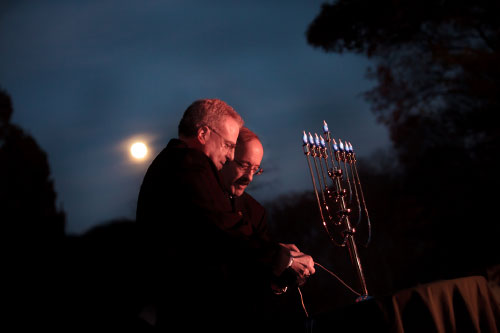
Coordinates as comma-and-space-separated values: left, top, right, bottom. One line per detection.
302, 131, 308, 145
308, 132, 315, 146
323, 120, 329, 133
320, 135, 326, 148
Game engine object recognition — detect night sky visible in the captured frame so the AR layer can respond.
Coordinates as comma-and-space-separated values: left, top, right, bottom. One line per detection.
1, 1, 389, 235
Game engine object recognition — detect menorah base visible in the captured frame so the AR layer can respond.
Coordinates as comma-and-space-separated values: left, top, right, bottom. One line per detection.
355, 294, 372, 302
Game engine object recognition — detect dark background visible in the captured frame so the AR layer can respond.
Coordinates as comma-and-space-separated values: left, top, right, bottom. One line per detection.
2, 0, 499, 328
0, 0, 388, 235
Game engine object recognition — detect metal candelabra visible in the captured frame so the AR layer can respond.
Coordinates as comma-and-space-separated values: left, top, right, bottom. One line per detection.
302, 121, 372, 299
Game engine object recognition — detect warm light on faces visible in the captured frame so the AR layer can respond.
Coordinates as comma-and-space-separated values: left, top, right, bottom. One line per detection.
130, 142, 148, 159
221, 139, 264, 197
204, 117, 240, 170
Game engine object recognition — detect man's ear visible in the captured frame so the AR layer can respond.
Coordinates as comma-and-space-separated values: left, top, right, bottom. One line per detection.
197, 126, 209, 145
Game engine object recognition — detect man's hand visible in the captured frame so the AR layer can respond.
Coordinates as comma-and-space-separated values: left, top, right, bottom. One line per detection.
279, 243, 315, 285
279, 243, 300, 253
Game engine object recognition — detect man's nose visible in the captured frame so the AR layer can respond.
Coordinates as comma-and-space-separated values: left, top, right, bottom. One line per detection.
246, 172, 254, 182
242, 169, 254, 182
226, 149, 235, 161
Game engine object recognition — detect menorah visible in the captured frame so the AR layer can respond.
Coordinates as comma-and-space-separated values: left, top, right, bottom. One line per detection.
302, 120, 372, 299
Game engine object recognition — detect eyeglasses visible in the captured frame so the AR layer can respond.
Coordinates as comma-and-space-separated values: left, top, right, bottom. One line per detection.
234, 158, 263, 176
207, 126, 237, 152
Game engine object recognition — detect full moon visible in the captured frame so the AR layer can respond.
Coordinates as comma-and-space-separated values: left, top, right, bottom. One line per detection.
130, 142, 148, 159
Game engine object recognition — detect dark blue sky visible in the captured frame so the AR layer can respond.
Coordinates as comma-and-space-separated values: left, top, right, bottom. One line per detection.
1, 0, 389, 235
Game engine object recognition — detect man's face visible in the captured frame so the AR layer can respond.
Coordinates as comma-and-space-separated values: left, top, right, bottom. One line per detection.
204, 116, 240, 170
220, 138, 263, 197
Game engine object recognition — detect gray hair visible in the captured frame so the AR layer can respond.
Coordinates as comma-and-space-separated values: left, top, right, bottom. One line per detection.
178, 99, 244, 137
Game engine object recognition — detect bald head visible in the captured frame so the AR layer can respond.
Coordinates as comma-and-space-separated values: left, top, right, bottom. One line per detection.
220, 127, 263, 196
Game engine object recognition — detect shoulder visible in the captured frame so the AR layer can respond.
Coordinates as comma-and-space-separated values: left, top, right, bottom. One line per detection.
155, 139, 213, 171
141, 139, 220, 191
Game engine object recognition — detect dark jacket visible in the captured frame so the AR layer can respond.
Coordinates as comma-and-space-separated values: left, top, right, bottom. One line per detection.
136, 139, 290, 331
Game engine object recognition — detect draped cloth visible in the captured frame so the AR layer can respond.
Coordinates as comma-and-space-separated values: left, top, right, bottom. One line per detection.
312, 275, 500, 332
388, 275, 499, 332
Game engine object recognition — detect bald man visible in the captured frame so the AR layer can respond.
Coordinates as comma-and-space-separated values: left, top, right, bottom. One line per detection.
220, 127, 315, 280
219, 127, 316, 330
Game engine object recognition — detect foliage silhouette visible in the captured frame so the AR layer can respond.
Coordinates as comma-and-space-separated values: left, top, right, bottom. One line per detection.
1, 87, 66, 241
1, 87, 66, 328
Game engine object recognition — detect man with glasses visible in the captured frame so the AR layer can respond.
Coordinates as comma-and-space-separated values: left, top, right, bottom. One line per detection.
136, 99, 299, 332
136, 98, 243, 330
220, 127, 316, 331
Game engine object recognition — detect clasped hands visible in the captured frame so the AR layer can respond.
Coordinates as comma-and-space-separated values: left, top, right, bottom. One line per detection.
280, 243, 315, 286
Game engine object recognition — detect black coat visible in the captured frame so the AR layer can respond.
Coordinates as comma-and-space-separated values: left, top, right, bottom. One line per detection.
136, 139, 290, 331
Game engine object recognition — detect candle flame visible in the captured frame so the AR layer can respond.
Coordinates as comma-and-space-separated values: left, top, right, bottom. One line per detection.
308, 132, 315, 146
323, 120, 329, 133
302, 131, 308, 145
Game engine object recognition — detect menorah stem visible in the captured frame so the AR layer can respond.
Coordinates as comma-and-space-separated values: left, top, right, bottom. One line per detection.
343, 160, 354, 204
312, 154, 327, 204
304, 145, 338, 244
317, 151, 330, 194
333, 160, 369, 297
324, 132, 339, 174
304, 148, 323, 217
352, 160, 372, 245
344, 221, 369, 296
348, 161, 363, 227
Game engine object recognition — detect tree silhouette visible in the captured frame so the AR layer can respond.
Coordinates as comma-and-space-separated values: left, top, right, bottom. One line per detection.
294, 0, 500, 310
304, 0, 500, 294
1, 87, 66, 328
0, 87, 66, 241
307, 1, 499, 163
